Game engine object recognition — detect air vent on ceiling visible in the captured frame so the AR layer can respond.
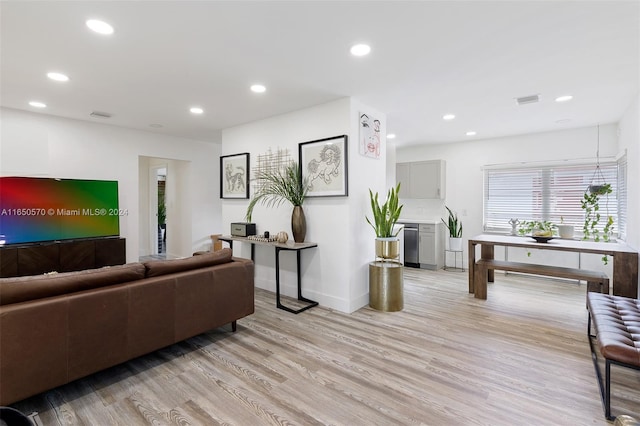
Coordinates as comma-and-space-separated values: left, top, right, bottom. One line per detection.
90, 111, 112, 119
515, 94, 539, 105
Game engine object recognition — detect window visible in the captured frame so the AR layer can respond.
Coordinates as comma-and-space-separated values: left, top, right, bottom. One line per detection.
484, 160, 625, 239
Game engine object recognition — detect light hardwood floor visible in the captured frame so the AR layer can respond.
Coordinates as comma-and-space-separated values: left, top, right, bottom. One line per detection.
11, 268, 640, 425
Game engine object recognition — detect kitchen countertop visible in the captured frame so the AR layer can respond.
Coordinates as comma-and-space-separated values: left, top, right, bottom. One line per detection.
397, 219, 441, 224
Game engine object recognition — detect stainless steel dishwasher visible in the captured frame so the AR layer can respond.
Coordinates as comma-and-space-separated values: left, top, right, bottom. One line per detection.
403, 224, 419, 268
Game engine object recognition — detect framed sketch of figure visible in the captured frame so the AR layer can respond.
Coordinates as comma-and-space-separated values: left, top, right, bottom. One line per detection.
220, 153, 250, 199
299, 135, 348, 197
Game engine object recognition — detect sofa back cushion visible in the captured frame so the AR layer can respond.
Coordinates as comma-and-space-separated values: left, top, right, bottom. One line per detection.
0, 263, 146, 306
143, 248, 233, 278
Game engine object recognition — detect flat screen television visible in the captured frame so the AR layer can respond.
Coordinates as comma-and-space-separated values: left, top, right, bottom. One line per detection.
0, 176, 120, 246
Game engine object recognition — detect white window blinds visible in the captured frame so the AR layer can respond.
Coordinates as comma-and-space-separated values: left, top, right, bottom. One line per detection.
484, 161, 621, 237
617, 153, 627, 240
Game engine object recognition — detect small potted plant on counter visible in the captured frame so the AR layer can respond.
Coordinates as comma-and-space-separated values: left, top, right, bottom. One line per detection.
366, 183, 403, 261
441, 206, 463, 251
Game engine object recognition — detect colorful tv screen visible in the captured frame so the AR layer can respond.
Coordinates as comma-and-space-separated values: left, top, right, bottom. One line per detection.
0, 177, 120, 246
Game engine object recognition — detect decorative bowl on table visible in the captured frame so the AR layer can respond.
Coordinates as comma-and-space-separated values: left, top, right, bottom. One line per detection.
530, 235, 555, 243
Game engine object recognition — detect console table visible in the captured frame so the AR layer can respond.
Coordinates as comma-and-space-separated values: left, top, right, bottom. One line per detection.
468, 234, 638, 299
0, 237, 126, 277
219, 236, 318, 314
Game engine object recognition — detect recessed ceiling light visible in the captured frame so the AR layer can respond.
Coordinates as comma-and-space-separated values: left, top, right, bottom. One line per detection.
190, 107, 204, 114
442, 114, 456, 120
28, 101, 47, 108
149, 123, 163, 128
86, 19, 114, 35
47, 72, 69, 82
466, 131, 476, 136
350, 44, 371, 56
555, 95, 573, 103
387, 134, 396, 139
250, 84, 266, 93
555, 118, 572, 124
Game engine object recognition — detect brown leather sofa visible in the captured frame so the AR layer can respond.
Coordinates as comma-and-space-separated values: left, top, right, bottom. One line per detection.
0, 248, 254, 406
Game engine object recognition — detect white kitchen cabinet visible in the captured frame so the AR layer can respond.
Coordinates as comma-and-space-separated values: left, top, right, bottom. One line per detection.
418, 223, 444, 270
395, 160, 445, 199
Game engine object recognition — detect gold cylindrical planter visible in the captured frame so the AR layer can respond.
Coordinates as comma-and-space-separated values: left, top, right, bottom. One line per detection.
375, 238, 399, 260
369, 261, 404, 312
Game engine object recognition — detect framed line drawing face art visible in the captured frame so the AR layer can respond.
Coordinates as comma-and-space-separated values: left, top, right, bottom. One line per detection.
220, 153, 250, 199
359, 112, 381, 159
299, 135, 348, 197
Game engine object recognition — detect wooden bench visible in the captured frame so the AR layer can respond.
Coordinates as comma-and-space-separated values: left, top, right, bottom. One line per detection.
474, 259, 609, 299
587, 293, 640, 420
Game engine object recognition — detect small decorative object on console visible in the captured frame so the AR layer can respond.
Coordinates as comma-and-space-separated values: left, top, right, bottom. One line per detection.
231, 222, 256, 237
247, 235, 277, 242
276, 231, 289, 243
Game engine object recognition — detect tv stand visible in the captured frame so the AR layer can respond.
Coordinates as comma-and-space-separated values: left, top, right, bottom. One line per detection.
0, 237, 126, 278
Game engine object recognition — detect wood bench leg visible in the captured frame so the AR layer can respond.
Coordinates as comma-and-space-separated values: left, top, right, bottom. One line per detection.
587, 280, 602, 293
474, 262, 487, 300
586, 279, 610, 307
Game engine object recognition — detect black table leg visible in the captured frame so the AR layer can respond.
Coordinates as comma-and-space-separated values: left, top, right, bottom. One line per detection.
275, 247, 318, 314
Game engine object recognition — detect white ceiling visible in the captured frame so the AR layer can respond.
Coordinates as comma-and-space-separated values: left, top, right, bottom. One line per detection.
1, 1, 638, 146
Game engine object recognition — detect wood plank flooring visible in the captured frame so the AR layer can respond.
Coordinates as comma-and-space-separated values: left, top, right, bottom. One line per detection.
10, 268, 640, 425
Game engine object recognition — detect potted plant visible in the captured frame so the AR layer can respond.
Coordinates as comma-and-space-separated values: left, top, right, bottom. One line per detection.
581, 183, 614, 242
556, 216, 574, 239
441, 206, 463, 251
366, 183, 403, 260
245, 162, 310, 242
517, 220, 555, 236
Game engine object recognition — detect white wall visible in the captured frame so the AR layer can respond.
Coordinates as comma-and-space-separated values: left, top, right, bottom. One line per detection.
221, 98, 387, 313
1, 107, 222, 261
397, 123, 623, 273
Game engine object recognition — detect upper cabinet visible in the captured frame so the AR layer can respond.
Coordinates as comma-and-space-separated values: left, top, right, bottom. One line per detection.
396, 160, 446, 199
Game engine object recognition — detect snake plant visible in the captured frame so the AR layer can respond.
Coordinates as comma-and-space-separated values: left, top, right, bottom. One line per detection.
366, 183, 403, 238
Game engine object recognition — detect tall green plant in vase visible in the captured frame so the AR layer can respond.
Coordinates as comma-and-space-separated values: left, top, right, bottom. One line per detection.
245, 162, 310, 242
366, 183, 403, 260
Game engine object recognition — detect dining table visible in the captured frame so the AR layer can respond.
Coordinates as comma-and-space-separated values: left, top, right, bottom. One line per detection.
468, 234, 639, 299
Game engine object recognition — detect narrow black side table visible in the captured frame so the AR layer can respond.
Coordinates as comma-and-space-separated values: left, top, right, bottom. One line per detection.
219, 236, 319, 314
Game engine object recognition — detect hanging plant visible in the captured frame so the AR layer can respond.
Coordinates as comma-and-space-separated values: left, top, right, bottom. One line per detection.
581, 125, 614, 247
581, 184, 613, 242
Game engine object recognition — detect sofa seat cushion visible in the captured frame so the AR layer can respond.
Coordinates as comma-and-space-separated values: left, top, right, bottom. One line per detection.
144, 248, 233, 277
0, 263, 146, 305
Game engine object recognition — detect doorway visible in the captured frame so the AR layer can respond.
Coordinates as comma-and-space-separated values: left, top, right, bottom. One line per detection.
149, 164, 167, 258
139, 156, 192, 260
156, 167, 167, 256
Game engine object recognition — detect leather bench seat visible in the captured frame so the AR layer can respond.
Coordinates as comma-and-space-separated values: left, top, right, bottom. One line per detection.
587, 293, 640, 366
586, 292, 640, 420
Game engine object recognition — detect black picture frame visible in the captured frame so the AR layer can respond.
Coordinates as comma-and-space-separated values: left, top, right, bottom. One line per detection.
299, 135, 348, 197
220, 153, 250, 199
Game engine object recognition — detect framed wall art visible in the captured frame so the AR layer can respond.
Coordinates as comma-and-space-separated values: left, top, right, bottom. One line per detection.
220, 153, 250, 199
359, 111, 381, 159
299, 135, 348, 197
